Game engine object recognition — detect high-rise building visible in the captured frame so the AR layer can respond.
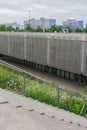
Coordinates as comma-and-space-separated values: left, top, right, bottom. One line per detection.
77, 21, 84, 30
63, 20, 84, 30
24, 18, 56, 30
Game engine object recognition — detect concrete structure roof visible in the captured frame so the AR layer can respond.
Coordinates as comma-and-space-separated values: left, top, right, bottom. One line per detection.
0, 88, 87, 130
0, 32, 87, 41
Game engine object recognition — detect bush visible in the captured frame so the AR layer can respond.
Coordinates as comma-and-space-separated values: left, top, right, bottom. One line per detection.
0, 74, 23, 93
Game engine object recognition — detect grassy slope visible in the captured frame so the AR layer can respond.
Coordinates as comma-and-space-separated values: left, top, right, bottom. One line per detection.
0, 65, 86, 116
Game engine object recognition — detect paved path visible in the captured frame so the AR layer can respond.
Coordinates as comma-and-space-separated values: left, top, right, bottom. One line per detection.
0, 89, 87, 130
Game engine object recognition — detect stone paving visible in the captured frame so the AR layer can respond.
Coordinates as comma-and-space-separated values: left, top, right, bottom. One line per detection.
0, 88, 87, 130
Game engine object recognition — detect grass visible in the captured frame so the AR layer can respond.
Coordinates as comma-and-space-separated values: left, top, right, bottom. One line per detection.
0, 64, 87, 116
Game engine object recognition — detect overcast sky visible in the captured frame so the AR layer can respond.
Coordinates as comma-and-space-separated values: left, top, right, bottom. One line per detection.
0, 0, 87, 26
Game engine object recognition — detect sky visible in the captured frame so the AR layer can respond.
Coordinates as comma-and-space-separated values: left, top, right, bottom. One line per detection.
0, 0, 87, 26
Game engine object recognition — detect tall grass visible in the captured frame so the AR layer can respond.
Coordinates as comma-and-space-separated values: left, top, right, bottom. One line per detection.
0, 65, 87, 116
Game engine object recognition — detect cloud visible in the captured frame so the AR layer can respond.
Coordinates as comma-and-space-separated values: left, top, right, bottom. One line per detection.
0, 0, 87, 25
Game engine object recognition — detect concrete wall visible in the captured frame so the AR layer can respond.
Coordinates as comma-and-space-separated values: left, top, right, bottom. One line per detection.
0, 32, 87, 76
25, 36, 47, 65
49, 39, 81, 74
83, 42, 87, 76
9, 35, 24, 59
0, 34, 8, 55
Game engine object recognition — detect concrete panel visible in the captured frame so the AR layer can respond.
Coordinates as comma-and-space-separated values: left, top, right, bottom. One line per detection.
9, 36, 24, 59
0, 34, 8, 55
83, 42, 87, 76
25, 37, 33, 61
49, 39, 81, 74
26, 36, 47, 65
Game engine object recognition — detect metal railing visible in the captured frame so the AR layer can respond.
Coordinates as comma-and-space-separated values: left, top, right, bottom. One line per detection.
0, 60, 87, 117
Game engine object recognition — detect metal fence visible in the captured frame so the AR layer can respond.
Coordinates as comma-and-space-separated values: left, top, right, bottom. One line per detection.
0, 60, 87, 117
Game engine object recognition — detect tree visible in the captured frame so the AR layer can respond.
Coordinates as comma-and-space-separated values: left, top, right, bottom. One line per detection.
46, 25, 62, 33
83, 26, 87, 33
6, 26, 15, 32
25, 24, 33, 32
0, 25, 6, 31
67, 27, 72, 33
35, 26, 43, 32
57, 26, 62, 32
47, 25, 58, 32
15, 27, 20, 32
75, 28, 82, 33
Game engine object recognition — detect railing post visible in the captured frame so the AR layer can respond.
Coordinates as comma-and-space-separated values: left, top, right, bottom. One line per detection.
58, 88, 60, 108
84, 99, 86, 117
80, 98, 87, 118
24, 73, 26, 96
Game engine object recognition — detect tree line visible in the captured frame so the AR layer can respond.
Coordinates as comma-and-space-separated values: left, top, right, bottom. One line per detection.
0, 24, 87, 33
0, 25, 23, 32
25, 24, 87, 33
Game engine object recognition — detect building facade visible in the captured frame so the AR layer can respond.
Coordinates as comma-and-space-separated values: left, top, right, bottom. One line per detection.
4, 22, 24, 30
24, 18, 56, 30
77, 21, 84, 30
63, 20, 84, 31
